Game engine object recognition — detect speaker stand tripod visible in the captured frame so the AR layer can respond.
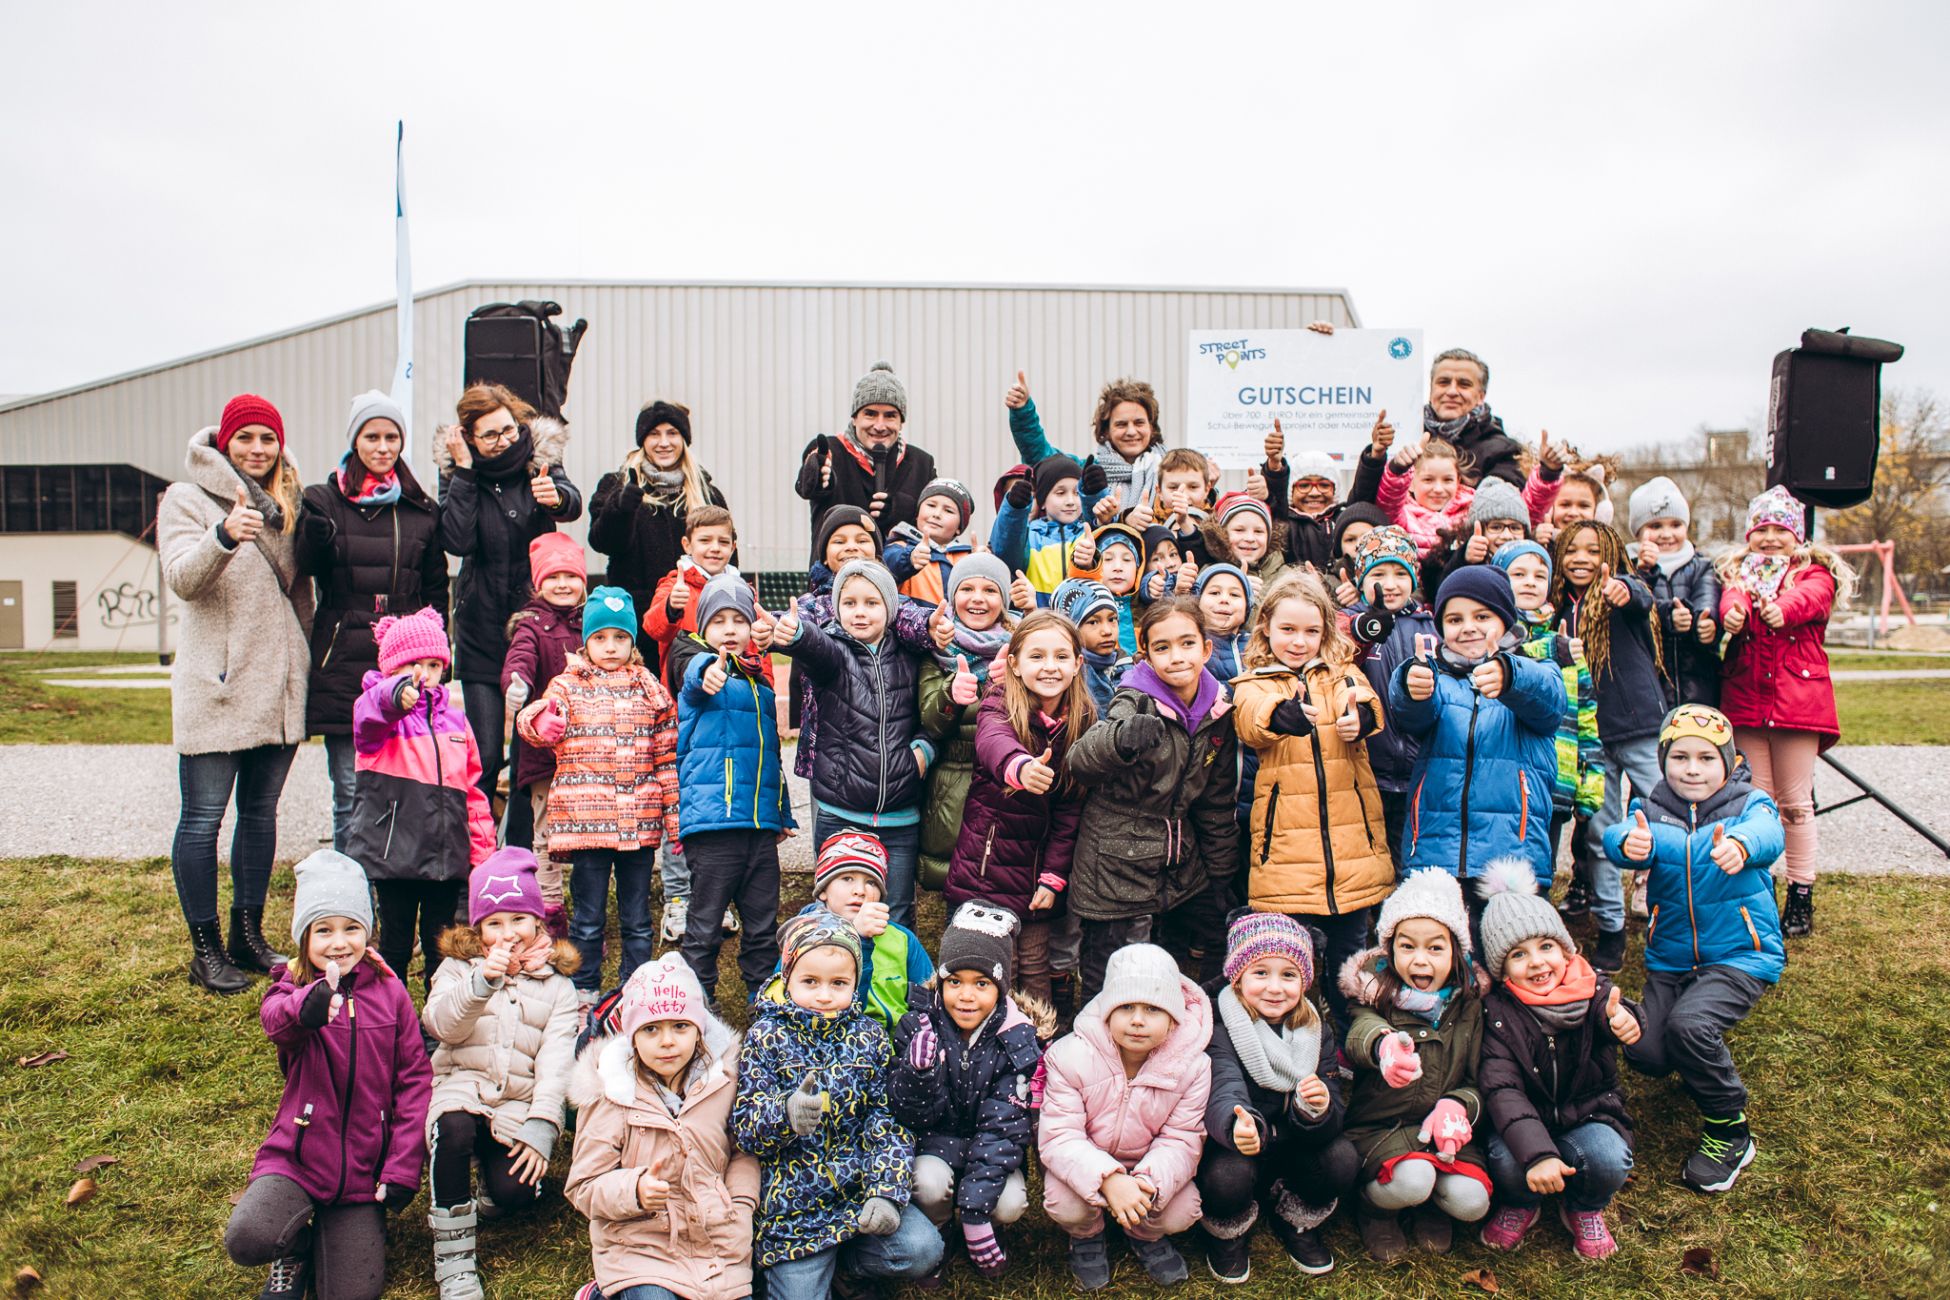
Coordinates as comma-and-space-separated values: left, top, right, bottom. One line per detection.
1816, 752, 1950, 859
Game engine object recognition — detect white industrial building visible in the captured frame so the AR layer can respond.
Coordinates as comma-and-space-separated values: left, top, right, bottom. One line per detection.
0, 279, 1358, 653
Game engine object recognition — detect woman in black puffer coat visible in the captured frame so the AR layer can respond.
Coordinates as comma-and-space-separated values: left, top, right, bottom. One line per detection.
434, 383, 582, 820
297, 390, 447, 851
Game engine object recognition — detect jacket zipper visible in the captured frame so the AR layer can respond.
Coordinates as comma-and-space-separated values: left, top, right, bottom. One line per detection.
1686, 803, 1701, 967
333, 995, 357, 1202
318, 617, 345, 670
387, 510, 401, 605
1261, 783, 1281, 864
1739, 906, 1762, 951
873, 649, 889, 812
1458, 692, 1481, 876
724, 756, 734, 815
1306, 681, 1339, 915
293, 1102, 313, 1162
747, 677, 765, 828
980, 827, 997, 879
381, 800, 398, 860
1517, 772, 1530, 843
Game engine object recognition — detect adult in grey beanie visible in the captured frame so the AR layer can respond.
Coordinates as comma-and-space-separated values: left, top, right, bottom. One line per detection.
1468, 475, 1530, 530
696, 573, 756, 630
1475, 857, 1576, 978
290, 849, 376, 945
1628, 475, 1690, 537
344, 389, 407, 445
832, 558, 899, 612
852, 360, 908, 420
947, 552, 1013, 610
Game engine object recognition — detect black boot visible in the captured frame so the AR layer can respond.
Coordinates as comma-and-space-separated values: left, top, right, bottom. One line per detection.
228, 906, 288, 975
1591, 927, 1627, 974
1783, 883, 1814, 938
189, 920, 251, 995
1052, 973, 1077, 1032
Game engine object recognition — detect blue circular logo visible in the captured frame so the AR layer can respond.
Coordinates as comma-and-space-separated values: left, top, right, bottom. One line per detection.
1389, 336, 1413, 360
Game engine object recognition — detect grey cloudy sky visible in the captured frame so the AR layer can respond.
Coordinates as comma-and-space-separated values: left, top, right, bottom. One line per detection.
4, 1, 1944, 453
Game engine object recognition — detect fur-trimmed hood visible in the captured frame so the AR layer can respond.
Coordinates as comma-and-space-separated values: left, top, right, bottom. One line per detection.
431, 414, 570, 472
436, 923, 581, 975
1338, 944, 1492, 1010
568, 1007, 740, 1110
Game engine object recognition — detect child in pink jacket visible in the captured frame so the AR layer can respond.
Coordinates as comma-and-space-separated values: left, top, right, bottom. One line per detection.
1037, 943, 1212, 1290
1377, 438, 1560, 558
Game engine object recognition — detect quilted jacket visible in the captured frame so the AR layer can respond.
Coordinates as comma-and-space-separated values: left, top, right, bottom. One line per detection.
348, 674, 496, 879
517, 656, 681, 854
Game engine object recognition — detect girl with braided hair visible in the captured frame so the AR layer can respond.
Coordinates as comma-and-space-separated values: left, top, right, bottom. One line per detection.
1549, 521, 1663, 975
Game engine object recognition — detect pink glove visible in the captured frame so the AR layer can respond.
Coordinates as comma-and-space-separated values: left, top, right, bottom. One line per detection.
1418, 1098, 1472, 1160
907, 1019, 940, 1072
1377, 1031, 1423, 1088
530, 698, 566, 745
950, 654, 979, 707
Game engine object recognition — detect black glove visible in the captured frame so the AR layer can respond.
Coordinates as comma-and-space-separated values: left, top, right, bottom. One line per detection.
1269, 698, 1315, 737
1007, 478, 1034, 510
1079, 462, 1108, 495
297, 977, 336, 1030
1117, 712, 1168, 759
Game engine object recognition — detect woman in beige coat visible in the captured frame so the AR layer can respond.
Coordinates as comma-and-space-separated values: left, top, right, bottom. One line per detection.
567, 953, 759, 1300
157, 394, 313, 995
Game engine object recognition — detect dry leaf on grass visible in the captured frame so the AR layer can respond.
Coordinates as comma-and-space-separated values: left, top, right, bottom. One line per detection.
1680, 1246, 1720, 1279
73, 1155, 117, 1175
64, 1178, 97, 1208
16, 1051, 67, 1069
227, 1188, 249, 1206
1462, 1267, 1501, 1293
14, 1266, 43, 1296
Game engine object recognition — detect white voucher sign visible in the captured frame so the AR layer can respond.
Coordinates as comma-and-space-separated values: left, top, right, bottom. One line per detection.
1187, 328, 1425, 470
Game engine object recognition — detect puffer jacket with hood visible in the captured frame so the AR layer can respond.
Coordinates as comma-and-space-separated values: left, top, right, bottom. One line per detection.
1232, 661, 1393, 917
1339, 949, 1490, 1179
1354, 599, 1437, 794
944, 692, 1084, 921
777, 617, 929, 821
566, 1006, 759, 1300
434, 417, 582, 684
1037, 972, 1213, 1209
157, 429, 315, 756
349, 673, 497, 878
889, 982, 1053, 1225
990, 497, 1093, 601
1642, 545, 1722, 708
790, 575, 936, 780
1481, 969, 1639, 1177
673, 632, 795, 838
1066, 665, 1241, 922
422, 928, 582, 1159
501, 596, 583, 791
516, 655, 681, 855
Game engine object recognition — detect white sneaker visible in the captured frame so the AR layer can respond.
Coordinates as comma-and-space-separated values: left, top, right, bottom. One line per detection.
661, 896, 688, 942
1629, 870, 1650, 919
722, 906, 741, 934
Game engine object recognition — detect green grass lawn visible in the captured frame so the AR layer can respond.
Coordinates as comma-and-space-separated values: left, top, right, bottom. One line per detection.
1827, 650, 1950, 672
3, 860, 1947, 1298
1833, 679, 1950, 745
0, 652, 171, 744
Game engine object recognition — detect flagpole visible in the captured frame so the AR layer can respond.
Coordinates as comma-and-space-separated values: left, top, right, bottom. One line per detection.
389, 120, 414, 457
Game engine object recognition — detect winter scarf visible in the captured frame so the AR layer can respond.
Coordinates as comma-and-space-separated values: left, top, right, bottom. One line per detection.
1736, 552, 1793, 601
1422, 402, 1498, 442
837, 428, 907, 474
1095, 443, 1163, 518
1653, 538, 1698, 577
932, 616, 1013, 680
621, 449, 688, 505
1394, 981, 1455, 1027
1217, 985, 1320, 1095
337, 450, 401, 507
469, 426, 537, 480
509, 931, 555, 975
1504, 954, 1597, 1012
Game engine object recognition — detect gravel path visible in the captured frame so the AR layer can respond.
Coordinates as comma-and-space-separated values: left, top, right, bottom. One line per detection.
5, 742, 1945, 876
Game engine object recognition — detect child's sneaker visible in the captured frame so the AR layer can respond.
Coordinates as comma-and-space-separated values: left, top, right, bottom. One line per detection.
1784, 882, 1814, 937
660, 896, 688, 942
572, 1283, 601, 1300
722, 906, 741, 935
1559, 1205, 1618, 1259
258, 1253, 311, 1300
1683, 1114, 1755, 1193
1067, 1230, 1112, 1291
1128, 1234, 1189, 1285
1479, 1203, 1540, 1252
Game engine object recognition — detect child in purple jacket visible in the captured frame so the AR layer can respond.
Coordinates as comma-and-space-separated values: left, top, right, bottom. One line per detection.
225, 850, 432, 1300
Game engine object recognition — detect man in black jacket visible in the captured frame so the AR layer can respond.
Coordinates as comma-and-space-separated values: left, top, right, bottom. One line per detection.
795, 361, 938, 560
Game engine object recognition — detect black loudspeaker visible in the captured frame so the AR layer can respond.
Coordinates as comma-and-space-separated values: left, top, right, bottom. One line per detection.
1766, 328, 1904, 509
465, 314, 544, 412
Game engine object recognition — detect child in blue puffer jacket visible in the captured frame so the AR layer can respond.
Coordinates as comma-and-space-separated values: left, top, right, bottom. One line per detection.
1387, 566, 1566, 945
672, 574, 795, 1003
1605, 704, 1784, 1197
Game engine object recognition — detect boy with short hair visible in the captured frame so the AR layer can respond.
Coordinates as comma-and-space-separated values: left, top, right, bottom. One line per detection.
888, 478, 976, 608
992, 455, 1092, 604
1065, 522, 1146, 656
641, 504, 742, 680
762, 831, 936, 1032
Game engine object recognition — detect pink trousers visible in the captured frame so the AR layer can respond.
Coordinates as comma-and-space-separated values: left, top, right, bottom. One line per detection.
1044, 1171, 1202, 1242
1735, 727, 1820, 885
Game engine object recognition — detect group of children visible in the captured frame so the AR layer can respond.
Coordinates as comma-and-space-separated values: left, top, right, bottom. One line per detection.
224, 362, 1854, 1298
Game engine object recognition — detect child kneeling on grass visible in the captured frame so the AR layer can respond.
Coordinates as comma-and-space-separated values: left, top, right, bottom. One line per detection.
225, 851, 431, 1300
761, 831, 934, 1033
422, 850, 581, 1300
733, 909, 943, 1300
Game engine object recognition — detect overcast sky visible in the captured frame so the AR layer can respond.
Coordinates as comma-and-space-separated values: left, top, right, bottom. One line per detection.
4, 2, 1944, 453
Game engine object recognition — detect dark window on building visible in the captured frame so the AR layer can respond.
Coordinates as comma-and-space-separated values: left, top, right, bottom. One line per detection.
75, 466, 108, 532
39, 467, 74, 532
52, 581, 78, 638
3, 467, 35, 531
108, 466, 145, 537
1, 465, 167, 539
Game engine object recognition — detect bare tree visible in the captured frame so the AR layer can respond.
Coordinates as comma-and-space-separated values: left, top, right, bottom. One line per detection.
1827, 388, 1950, 599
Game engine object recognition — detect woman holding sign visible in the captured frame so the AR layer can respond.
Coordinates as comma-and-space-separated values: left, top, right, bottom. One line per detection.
158, 394, 314, 994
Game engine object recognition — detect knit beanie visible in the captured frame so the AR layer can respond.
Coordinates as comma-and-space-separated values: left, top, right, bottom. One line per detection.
1097, 943, 1187, 1021
468, 847, 548, 925
833, 559, 898, 611
919, 477, 974, 528
1051, 577, 1117, 628
696, 574, 756, 630
1332, 503, 1389, 554
1434, 564, 1519, 635
1746, 484, 1806, 542
1658, 703, 1737, 773
947, 552, 1012, 608
993, 464, 1033, 511
1033, 454, 1082, 509
851, 360, 908, 419
1628, 475, 1690, 536
217, 393, 285, 453
1094, 522, 1146, 565
1378, 868, 1473, 954
374, 606, 450, 674
290, 849, 373, 945
813, 831, 889, 900
1195, 563, 1252, 603
614, 952, 711, 1040
1214, 491, 1272, 532
528, 532, 586, 587
582, 585, 639, 643
778, 907, 864, 980
814, 505, 881, 563
1491, 539, 1550, 577
1355, 525, 1420, 585
1141, 525, 1177, 561
1468, 476, 1529, 530
344, 389, 406, 445
1290, 449, 1339, 484
1475, 858, 1574, 977
636, 400, 692, 447
939, 901, 1019, 989
1223, 911, 1315, 987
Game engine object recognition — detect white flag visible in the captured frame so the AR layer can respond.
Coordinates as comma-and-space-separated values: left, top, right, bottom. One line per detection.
389, 120, 414, 452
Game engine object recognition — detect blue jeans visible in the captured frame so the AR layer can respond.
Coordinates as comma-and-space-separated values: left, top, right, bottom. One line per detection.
324, 732, 358, 853
569, 849, 656, 992
171, 745, 299, 927
1585, 734, 1661, 934
812, 811, 920, 932
607, 1287, 681, 1300
763, 1203, 943, 1300
1486, 1122, 1634, 1213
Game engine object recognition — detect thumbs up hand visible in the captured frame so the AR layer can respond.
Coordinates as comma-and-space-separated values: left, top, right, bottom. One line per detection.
787, 1076, 827, 1136
1245, 465, 1268, 502
1471, 658, 1508, 699
527, 696, 567, 745
950, 654, 979, 706
1263, 417, 1286, 470
636, 1156, 673, 1211
1758, 598, 1786, 629
223, 483, 265, 544
1070, 530, 1096, 570
667, 577, 691, 612
819, 450, 833, 490
1019, 747, 1057, 795
396, 676, 421, 712
703, 647, 731, 695
1710, 823, 1747, 875
1378, 1031, 1423, 1088
1335, 697, 1363, 741
1526, 1156, 1577, 1195
1722, 600, 1748, 635
1094, 488, 1123, 524
1006, 369, 1030, 410
1536, 428, 1565, 471
1010, 570, 1037, 614
929, 601, 955, 651
1605, 986, 1641, 1045
1405, 662, 1436, 701
775, 603, 803, 647
1464, 521, 1491, 563
530, 466, 562, 509
1231, 1106, 1262, 1157
1622, 808, 1653, 862
1601, 564, 1632, 607
1370, 409, 1395, 454
750, 606, 777, 653
1671, 601, 1694, 633
1637, 537, 1660, 572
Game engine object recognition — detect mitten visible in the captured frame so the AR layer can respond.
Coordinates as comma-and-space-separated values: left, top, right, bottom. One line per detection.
906, 1020, 940, 1073
297, 976, 336, 1029
1377, 1030, 1423, 1088
786, 1076, 825, 1136
530, 699, 567, 745
1268, 697, 1315, 736
964, 1220, 1008, 1277
1007, 479, 1034, 510
1417, 1098, 1472, 1160
1117, 712, 1168, 759
1079, 462, 1108, 496
857, 1196, 901, 1236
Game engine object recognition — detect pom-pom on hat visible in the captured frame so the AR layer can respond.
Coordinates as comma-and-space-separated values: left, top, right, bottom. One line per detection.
528, 532, 586, 588
1746, 484, 1807, 543
468, 847, 548, 925
1475, 858, 1574, 978
375, 606, 451, 674
813, 831, 888, 900
217, 393, 285, 453
290, 849, 374, 946
1223, 911, 1315, 987
582, 585, 638, 644
1098, 943, 1188, 1022
919, 477, 974, 528
1378, 867, 1473, 954
939, 901, 1019, 990
636, 400, 692, 446
851, 360, 908, 419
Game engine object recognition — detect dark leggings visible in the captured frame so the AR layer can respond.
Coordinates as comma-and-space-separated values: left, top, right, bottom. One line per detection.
431, 1110, 543, 1211
374, 879, 464, 993
1198, 1132, 1361, 1222
225, 1173, 386, 1300
461, 681, 506, 811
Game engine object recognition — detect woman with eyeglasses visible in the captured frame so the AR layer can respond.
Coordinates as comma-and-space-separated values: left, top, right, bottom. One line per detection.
435, 383, 583, 832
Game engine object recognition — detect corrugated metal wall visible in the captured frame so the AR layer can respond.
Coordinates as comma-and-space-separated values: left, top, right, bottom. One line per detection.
0, 282, 1356, 571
